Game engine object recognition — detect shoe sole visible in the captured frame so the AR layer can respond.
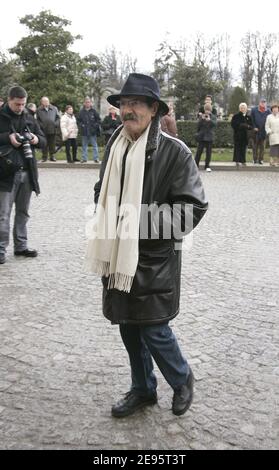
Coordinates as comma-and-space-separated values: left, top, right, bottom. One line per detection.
14, 253, 38, 258
111, 399, 157, 418
172, 394, 193, 416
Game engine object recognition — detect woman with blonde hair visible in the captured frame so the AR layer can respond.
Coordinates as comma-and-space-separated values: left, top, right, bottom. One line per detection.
60, 105, 79, 163
231, 103, 252, 166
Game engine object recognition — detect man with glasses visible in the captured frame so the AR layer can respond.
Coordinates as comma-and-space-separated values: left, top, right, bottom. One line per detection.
86, 74, 208, 417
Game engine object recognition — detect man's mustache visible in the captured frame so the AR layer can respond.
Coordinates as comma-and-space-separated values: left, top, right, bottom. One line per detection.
123, 113, 137, 122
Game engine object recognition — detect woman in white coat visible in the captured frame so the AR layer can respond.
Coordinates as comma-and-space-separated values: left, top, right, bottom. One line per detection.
60, 105, 79, 163
265, 103, 279, 166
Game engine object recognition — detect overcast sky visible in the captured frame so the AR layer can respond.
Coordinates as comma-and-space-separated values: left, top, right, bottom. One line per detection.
1, 0, 279, 80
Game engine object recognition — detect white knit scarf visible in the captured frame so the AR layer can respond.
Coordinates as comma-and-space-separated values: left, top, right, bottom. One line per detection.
85, 123, 151, 293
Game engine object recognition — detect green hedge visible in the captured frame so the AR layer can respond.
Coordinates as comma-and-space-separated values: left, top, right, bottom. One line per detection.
177, 120, 234, 148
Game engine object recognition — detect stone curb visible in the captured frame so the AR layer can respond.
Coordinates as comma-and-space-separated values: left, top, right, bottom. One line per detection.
37, 161, 279, 172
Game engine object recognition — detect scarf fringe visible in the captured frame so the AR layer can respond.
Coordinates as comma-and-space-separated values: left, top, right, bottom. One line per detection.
84, 259, 110, 277
108, 272, 134, 293
84, 259, 133, 293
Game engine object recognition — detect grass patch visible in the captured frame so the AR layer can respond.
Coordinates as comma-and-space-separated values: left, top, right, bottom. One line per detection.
36, 146, 270, 163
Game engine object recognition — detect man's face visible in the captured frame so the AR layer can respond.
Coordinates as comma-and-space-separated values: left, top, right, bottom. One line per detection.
41, 98, 49, 108
84, 99, 92, 109
119, 96, 158, 140
8, 97, 26, 115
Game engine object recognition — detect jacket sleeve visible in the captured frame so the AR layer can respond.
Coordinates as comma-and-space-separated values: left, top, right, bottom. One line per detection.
151, 147, 208, 239
32, 119, 46, 149
169, 148, 208, 235
94, 146, 110, 203
94, 110, 101, 124
60, 115, 68, 141
231, 114, 238, 131
250, 108, 257, 128
54, 107, 60, 127
265, 115, 271, 135
0, 131, 11, 145
76, 110, 83, 128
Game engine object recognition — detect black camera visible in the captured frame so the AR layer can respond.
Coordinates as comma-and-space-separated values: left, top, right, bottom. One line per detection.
16, 129, 33, 159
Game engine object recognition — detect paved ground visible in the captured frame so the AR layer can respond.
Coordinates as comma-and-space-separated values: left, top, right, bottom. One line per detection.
0, 169, 278, 450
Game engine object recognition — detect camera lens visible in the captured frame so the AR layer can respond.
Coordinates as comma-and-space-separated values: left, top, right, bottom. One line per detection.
22, 142, 33, 159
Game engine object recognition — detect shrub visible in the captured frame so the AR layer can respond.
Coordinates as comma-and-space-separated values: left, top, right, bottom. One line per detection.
177, 120, 234, 148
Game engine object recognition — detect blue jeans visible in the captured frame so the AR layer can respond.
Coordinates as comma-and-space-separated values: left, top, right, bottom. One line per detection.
0, 171, 32, 254
81, 135, 99, 162
119, 323, 190, 396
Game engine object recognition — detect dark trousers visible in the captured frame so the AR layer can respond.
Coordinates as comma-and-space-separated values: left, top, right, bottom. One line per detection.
233, 141, 247, 163
65, 138, 77, 162
254, 138, 265, 163
119, 322, 189, 396
42, 134, 56, 159
195, 141, 212, 168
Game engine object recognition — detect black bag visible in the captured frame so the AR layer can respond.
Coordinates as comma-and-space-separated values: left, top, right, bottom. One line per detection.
0, 145, 23, 179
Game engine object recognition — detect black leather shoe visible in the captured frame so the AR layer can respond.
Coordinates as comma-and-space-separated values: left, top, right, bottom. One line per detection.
172, 369, 194, 416
73, 158, 80, 162
50, 157, 56, 162
14, 249, 38, 258
0, 254, 6, 264
112, 390, 157, 418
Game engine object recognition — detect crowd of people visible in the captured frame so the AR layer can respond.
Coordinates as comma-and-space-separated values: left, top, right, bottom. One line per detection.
0, 94, 122, 164
1, 90, 278, 170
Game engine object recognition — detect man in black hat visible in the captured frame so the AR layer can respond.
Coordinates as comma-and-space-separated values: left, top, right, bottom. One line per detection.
86, 73, 208, 417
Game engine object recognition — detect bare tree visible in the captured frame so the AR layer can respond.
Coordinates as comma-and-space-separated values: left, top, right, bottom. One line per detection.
265, 53, 279, 102
211, 34, 232, 113
193, 33, 215, 67
119, 53, 138, 86
99, 47, 119, 88
253, 32, 276, 99
240, 33, 255, 98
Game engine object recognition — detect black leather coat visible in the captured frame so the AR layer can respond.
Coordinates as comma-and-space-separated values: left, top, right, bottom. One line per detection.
0, 105, 46, 194
94, 116, 208, 325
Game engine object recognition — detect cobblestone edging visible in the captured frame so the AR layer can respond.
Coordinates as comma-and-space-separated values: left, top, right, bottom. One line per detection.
0, 170, 278, 449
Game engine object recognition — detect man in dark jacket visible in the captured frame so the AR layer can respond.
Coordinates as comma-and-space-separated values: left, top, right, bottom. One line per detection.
37, 96, 60, 162
77, 97, 101, 163
0, 86, 46, 264
86, 74, 208, 418
250, 98, 271, 164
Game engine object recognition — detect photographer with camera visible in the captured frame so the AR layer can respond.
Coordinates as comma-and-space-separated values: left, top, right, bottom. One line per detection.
0, 86, 46, 265
195, 103, 216, 172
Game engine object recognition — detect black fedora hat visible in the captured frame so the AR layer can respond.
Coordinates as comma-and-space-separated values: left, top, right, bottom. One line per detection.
107, 73, 169, 115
